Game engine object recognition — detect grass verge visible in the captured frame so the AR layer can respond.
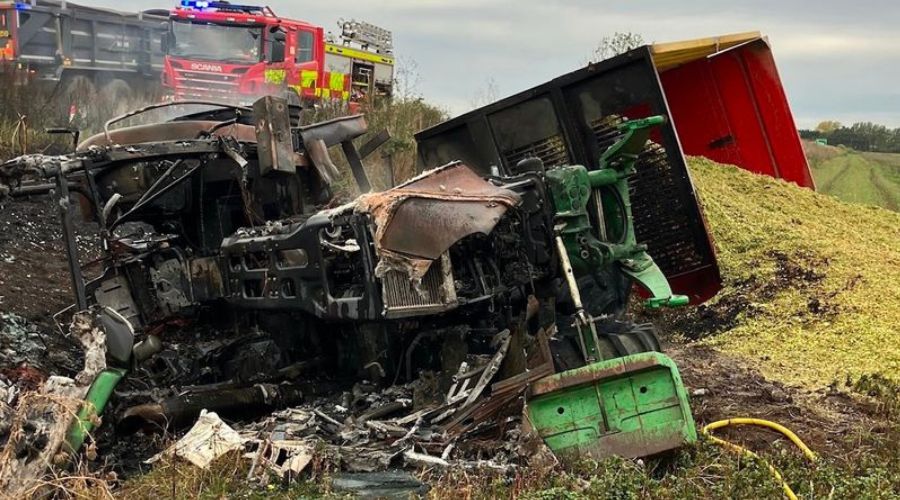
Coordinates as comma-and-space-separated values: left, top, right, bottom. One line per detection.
805, 141, 900, 211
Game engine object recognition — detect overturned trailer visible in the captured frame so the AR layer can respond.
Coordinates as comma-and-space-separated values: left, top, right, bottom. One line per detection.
0, 87, 716, 489
416, 46, 724, 304
416, 32, 813, 306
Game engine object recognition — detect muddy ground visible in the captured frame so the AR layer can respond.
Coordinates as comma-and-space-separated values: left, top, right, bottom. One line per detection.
0, 194, 890, 483
669, 343, 885, 459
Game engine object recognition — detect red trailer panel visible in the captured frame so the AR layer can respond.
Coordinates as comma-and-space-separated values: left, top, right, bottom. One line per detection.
654, 35, 815, 189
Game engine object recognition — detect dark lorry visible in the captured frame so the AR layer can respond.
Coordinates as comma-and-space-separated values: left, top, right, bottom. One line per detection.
0, 0, 166, 103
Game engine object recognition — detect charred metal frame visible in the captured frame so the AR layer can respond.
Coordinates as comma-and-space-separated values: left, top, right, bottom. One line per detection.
0, 91, 704, 466
220, 211, 384, 320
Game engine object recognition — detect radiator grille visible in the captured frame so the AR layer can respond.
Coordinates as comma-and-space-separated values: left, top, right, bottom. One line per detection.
381, 253, 457, 318
501, 134, 570, 170
172, 68, 241, 101
591, 115, 707, 277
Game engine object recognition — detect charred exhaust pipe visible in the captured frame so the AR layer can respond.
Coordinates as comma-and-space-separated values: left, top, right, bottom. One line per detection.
118, 383, 305, 434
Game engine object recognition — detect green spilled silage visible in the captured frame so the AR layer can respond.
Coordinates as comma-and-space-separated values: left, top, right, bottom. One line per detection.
686, 157, 900, 388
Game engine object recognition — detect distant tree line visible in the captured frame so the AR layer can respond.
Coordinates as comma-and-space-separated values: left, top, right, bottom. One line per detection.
800, 121, 900, 153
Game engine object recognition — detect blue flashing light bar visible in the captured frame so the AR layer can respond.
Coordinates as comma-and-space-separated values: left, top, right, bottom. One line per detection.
14, 2, 32, 11
179, 0, 265, 12
180, 0, 209, 9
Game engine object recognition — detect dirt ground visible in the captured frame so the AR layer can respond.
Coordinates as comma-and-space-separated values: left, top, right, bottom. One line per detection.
667, 343, 886, 459
0, 191, 890, 477
0, 196, 99, 323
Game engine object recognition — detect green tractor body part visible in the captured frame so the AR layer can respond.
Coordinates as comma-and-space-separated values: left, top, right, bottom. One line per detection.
531, 115, 696, 460
544, 114, 688, 310
64, 367, 127, 454
527, 352, 697, 460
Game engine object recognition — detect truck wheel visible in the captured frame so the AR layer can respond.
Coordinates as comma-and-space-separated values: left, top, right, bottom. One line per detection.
64, 74, 97, 98
595, 319, 661, 357
100, 79, 134, 117
550, 319, 662, 371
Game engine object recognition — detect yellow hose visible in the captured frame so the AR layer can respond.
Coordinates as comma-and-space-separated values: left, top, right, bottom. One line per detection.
702, 418, 818, 500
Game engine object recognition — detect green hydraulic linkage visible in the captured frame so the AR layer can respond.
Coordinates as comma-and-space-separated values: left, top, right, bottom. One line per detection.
546, 115, 688, 313
545, 115, 688, 362
530, 116, 697, 460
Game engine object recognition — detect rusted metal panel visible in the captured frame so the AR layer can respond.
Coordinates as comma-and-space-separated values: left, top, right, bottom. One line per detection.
254, 95, 296, 175
382, 198, 508, 260
356, 162, 520, 282
78, 121, 258, 149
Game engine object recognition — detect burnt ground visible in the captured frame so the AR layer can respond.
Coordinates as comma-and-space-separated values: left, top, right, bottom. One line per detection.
0, 195, 100, 323
648, 250, 833, 340
0, 193, 892, 477
0, 195, 100, 376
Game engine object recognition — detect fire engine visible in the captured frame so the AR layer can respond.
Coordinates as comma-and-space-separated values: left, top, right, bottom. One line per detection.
162, 0, 394, 104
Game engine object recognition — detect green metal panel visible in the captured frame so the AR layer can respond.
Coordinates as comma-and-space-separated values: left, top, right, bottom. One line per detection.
527, 352, 696, 459
65, 367, 127, 454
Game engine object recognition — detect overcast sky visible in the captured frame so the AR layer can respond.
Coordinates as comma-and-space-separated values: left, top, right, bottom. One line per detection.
99, 0, 900, 128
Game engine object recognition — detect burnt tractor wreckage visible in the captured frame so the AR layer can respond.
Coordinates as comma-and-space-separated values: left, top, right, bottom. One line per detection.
0, 69, 718, 486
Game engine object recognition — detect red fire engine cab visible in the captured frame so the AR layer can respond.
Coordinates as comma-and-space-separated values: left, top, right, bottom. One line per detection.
162, 0, 394, 105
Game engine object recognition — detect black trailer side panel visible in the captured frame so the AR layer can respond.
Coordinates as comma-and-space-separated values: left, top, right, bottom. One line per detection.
415, 48, 722, 304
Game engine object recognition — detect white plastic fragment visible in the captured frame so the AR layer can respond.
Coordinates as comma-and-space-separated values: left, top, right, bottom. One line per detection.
403, 448, 449, 468
148, 410, 245, 469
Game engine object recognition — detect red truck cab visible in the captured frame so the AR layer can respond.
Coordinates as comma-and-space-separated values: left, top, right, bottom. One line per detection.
163, 1, 335, 103
0, 5, 18, 63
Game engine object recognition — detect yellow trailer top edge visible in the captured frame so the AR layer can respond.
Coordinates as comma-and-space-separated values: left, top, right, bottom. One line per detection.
651, 31, 762, 70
